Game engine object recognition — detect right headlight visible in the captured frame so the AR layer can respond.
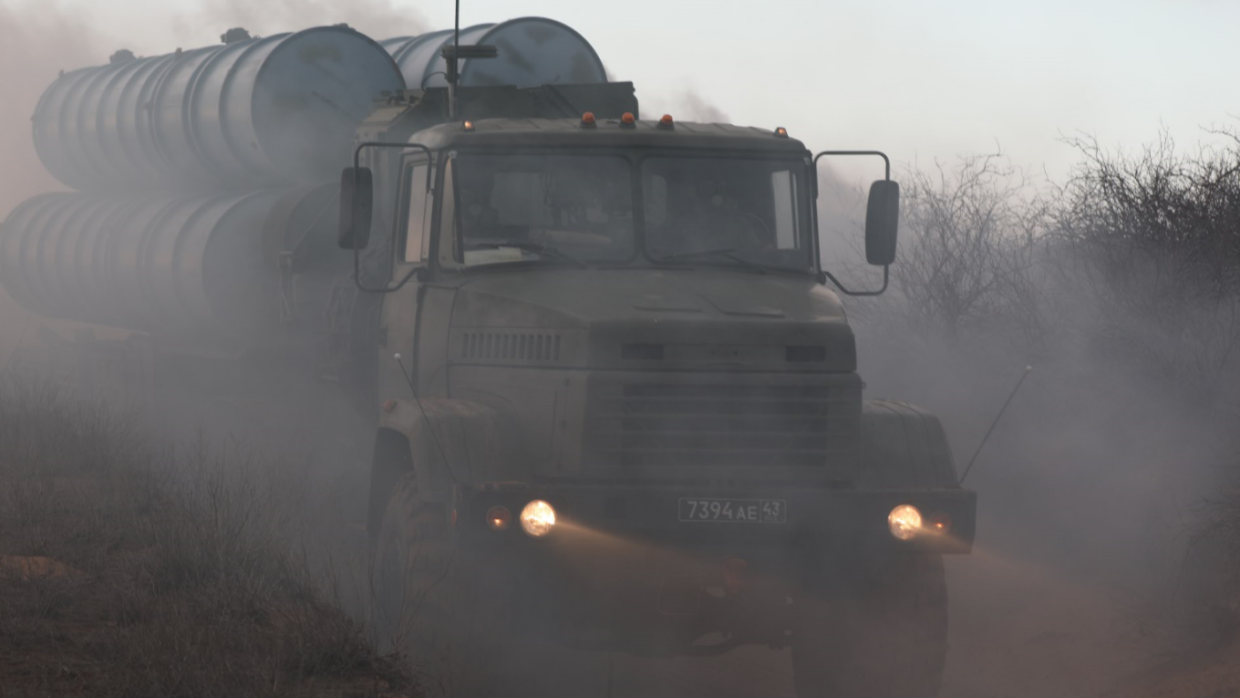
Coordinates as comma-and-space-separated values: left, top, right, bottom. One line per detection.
888, 504, 922, 540
520, 499, 557, 537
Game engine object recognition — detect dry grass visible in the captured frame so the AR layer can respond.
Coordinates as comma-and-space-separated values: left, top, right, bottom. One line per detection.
0, 381, 417, 698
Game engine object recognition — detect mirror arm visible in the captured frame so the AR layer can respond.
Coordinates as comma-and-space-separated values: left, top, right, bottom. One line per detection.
351, 141, 434, 294
822, 265, 889, 297
813, 150, 890, 180
814, 149, 893, 296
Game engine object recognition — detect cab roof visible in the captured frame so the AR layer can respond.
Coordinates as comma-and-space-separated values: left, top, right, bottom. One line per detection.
408, 117, 811, 154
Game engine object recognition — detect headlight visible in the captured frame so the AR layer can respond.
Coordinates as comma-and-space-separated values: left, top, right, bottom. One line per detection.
888, 504, 922, 540
520, 500, 556, 537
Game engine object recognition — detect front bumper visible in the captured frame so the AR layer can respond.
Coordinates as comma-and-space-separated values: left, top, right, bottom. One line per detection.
456, 482, 976, 554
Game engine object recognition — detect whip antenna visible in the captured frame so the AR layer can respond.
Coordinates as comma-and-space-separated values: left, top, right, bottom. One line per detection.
449, 0, 460, 118
442, 0, 498, 119
959, 365, 1032, 484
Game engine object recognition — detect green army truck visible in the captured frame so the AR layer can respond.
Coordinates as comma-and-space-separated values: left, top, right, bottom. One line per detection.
342, 83, 977, 698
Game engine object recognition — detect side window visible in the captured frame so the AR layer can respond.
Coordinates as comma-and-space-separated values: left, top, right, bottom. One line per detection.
770, 169, 799, 249
438, 158, 460, 269
403, 163, 431, 263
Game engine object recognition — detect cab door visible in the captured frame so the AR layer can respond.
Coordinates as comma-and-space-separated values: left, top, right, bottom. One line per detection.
375, 157, 435, 401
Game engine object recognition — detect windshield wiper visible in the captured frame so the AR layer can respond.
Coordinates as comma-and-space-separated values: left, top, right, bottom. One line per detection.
465, 240, 588, 269
654, 247, 767, 274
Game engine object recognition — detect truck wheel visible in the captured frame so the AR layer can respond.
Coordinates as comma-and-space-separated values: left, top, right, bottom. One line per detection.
367, 429, 412, 544
373, 473, 514, 697
791, 553, 948, 698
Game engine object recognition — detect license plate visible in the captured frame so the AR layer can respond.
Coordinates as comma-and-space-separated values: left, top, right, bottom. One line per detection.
677, 497, 787, 524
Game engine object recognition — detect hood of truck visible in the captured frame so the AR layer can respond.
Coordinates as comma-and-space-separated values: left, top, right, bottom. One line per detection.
448, 268, 856, 372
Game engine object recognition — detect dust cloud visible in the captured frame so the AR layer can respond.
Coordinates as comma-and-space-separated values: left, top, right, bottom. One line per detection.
0, 4, 102, 219
0, 4, 109, 361
2, 0, 1238, 695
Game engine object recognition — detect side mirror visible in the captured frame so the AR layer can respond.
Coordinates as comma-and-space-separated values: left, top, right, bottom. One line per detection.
338, 167, 374, 250
864, 180, 899, 266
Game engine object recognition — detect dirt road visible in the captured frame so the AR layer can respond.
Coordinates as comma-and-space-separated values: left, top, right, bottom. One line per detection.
464, 549, 1141, 698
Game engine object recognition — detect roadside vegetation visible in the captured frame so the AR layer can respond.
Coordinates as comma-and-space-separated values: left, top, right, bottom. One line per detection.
822, 129, 1240, 668
0, 381, 416, 698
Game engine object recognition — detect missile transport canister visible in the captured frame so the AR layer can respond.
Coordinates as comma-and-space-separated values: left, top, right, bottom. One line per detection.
7, 19, 614, 346
380, 17, 607, 89
31, 26, 405, 191
0, 186, 338, 341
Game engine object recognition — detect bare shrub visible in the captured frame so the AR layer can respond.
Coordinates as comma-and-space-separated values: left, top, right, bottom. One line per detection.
842, 136, 1240, 663
1053, 130, 1240, 402
894, 154, 1051, 349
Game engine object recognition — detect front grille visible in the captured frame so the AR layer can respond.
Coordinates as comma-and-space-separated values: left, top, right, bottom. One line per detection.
586, 377, 854, 469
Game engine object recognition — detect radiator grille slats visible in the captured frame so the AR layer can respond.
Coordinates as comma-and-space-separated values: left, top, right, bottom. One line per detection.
586, 379, 849, 468
461, 332, 561, 362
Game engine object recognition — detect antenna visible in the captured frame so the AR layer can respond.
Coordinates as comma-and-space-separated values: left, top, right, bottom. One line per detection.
959, 365, 1033, 484
441, 0, 498, 119
449, 0, 460, 118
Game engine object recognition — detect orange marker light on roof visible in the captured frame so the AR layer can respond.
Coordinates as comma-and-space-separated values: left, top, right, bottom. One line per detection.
620, 112, 636, 127
774, 126, 789, 138
463, 120, 475, 131
581, 111, 596, 127
658, 114, 674, 130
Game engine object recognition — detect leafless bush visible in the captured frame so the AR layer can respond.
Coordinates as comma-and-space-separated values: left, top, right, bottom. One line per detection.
879, 154, 1053, 353
853, 133, 1240, 403
1053, 130, 1240, 402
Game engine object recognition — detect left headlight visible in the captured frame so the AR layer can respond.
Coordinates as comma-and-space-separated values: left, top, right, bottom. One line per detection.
888, 504, 922, 540
520, 500, 557, 537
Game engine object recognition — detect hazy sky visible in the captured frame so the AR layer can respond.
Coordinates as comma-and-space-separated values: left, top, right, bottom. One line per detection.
9, 0, 1240, 183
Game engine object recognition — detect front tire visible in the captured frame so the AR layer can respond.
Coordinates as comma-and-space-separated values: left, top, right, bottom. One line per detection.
792, 553, 948, 698
373, 473, 514, 698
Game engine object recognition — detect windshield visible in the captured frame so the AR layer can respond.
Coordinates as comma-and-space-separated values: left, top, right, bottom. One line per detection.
453, 154, 634, 266
642, 157, 813, 271
444, 153, 813, 272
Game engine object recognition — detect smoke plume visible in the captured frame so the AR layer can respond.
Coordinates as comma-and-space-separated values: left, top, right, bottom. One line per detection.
172, 0, 429, 44
0, 4, 105, 219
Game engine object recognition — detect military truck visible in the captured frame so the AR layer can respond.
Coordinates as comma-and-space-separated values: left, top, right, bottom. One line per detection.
3, 18, 976, 698
343, 81, 976, 698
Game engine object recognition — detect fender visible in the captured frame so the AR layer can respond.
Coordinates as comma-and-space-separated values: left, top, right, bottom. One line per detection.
859, 399, 961, 490
373, 397, 515, 502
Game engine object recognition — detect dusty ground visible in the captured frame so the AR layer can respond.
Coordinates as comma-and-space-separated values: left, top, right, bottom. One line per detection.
469, 551, 1145, 698
0, 333, 1230, 697
0, 390, 416, 698
0, 399, 1230, 698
